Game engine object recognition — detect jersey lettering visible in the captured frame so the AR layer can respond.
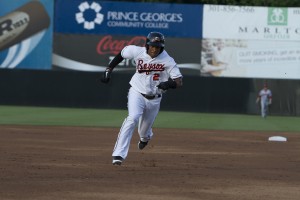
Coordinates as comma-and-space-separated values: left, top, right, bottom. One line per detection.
137, 59, 165, 73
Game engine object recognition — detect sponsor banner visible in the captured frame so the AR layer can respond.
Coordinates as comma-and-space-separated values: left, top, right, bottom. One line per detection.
0, 0, 53, 70
202, 5, 300, 79
54, 0, 203, 38
203, 5, 300, 41
200, 38, 300, 79
53, 34, 201, 73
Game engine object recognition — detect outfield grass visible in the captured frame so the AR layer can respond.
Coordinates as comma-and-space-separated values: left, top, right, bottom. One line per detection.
0, 105, 299, 132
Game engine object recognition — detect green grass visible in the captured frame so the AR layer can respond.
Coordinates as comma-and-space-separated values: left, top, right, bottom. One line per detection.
0, 105, 299, 132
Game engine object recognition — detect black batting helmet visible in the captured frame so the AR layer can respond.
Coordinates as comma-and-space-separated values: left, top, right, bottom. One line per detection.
145, 32, 165, 54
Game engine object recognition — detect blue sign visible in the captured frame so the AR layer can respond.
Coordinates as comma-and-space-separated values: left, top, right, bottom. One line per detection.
55, 0, 203, 38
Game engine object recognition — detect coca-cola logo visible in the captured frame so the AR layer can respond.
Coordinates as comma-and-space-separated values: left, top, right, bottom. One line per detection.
96, 35, 146, 55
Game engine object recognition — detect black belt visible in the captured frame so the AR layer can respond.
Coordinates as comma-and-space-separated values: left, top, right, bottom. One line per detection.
141, 93, 161, 100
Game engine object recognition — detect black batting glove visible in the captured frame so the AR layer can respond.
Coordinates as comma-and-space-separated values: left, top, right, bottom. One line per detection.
100, 68, 112, 84
157, 81, 170, 90
157, 79, 177, 90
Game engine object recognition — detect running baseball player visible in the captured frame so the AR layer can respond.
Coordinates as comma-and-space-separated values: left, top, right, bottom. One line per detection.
100, 32, 183, 165
256, 83, 272, 118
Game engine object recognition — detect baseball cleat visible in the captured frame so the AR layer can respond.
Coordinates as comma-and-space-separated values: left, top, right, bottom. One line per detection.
138, 140, 148, 150
112, 156, 124, 166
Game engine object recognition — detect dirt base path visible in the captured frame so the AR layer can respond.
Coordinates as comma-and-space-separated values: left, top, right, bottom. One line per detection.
1, 125, 300, 200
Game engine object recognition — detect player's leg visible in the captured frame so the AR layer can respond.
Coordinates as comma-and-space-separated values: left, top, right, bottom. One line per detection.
265, 102, 269, 117
262, 101, 267, 118
260, 101, 265, 118
112, 87, 145, 160
137, 97, 161, 148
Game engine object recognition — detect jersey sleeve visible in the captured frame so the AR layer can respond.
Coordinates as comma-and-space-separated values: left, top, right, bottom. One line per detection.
170, 67, 182, 79
166, 58, 182, 79
268, 90, 272, 98
121, 45, 143, 59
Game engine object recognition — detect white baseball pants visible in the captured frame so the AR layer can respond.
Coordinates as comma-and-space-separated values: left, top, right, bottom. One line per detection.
112, 87, 161, 160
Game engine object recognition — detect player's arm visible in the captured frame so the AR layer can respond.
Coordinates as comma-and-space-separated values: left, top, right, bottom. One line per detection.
256, 94, 261, 103
268, 90, 272, 104
157, 62, 183, 90
157, 76, 182, 90
256, 97, 260, 103
108, 52, 124, 71
173, 77, 183, 88
100, 52, 124, 84
268, 96, 272, 105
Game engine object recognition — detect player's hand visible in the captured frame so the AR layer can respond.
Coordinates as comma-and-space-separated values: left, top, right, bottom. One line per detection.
100, 68, 112, 84
157, 79, 177, 90
157, 81, 170, 90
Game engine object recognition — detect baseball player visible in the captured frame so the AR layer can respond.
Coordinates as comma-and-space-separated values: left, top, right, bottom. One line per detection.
100, 32, 183, 165
256, 83, 272, 118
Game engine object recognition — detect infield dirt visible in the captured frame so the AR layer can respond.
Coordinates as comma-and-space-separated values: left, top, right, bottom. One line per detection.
1, 125, 300, 200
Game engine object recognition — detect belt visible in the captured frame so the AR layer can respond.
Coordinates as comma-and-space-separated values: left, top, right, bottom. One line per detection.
141, 93, 161, 100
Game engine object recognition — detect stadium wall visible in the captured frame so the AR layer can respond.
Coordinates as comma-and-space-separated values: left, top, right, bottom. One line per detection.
1, 69, 299, 116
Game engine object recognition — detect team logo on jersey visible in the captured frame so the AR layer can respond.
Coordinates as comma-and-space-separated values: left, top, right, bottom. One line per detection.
137, 60, 165, 74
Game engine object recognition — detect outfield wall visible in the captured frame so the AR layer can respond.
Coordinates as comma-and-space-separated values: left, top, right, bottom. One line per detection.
1, 69, 299, 116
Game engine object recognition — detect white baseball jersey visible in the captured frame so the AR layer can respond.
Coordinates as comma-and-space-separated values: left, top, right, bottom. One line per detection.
258, 88, 272, 118
121, 45, 182, 95
259, 89, 272, 104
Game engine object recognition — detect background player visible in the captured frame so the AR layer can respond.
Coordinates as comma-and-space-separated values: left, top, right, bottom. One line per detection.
100, 32, 183, 165
256, 83, 272, 118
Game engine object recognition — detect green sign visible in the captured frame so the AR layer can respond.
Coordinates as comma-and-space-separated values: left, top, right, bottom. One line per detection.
268, 8, 288, 26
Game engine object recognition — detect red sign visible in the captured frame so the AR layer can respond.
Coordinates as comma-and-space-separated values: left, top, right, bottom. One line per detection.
96, 35, 146, 55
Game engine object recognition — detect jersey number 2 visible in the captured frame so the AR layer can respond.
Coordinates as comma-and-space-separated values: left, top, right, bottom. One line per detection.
153, 73, 160, 81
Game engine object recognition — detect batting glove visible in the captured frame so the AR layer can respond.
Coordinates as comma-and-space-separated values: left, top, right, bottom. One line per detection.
100, 68, 112, 84
157, 79, 177, 90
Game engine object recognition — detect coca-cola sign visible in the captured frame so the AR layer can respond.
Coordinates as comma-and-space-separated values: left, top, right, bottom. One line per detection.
53, 34, 201, 72
97, 35, 146, 55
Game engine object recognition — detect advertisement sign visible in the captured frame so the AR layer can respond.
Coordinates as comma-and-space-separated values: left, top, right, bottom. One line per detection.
203, 5, 300, 41
0, 0, 53, 70
202, 5, 300, 79
54, 0, 203, 38
53, 34, 201, 73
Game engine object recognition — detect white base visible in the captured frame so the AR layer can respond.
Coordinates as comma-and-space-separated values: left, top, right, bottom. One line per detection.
268, 136, 287, 142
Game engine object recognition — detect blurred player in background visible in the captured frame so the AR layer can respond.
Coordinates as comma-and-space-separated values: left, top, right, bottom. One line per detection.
256, 83, 272, 118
